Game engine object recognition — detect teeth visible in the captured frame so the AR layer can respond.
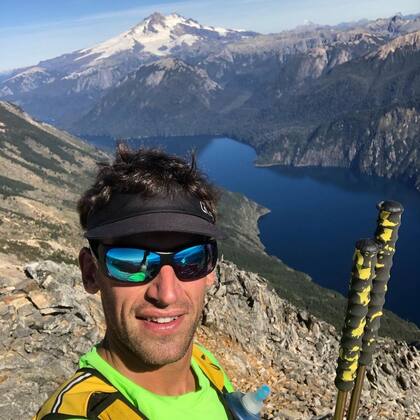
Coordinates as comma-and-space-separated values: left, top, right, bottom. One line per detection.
145, 316, 179, 323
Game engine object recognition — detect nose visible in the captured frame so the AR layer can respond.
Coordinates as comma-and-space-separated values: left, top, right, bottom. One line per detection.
145, 265, 180, 306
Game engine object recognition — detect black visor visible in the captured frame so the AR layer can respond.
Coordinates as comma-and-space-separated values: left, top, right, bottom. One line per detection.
84, 192, 224, 240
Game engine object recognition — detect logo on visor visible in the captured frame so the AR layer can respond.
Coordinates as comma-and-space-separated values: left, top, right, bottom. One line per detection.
200, 201, 213, 220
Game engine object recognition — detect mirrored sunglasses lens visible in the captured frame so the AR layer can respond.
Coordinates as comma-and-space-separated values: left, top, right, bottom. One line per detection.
106, 248, 160, 282
173, 244, 210, 279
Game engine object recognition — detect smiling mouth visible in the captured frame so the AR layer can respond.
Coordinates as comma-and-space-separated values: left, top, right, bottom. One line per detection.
143, 316, 180, 324
137, 314, 185, 333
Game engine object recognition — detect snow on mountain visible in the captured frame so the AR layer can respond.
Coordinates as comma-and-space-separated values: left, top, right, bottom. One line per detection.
0, 12, 252, 97
6, 66, 47, 79
76, 12, 249, 65
2, 11, 418, 130
1, 66, 55, 94
0, 12, 254, 125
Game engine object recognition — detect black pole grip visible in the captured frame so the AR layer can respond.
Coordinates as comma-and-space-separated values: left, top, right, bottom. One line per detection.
335, 239, 379, 392
358, 201, 403, 366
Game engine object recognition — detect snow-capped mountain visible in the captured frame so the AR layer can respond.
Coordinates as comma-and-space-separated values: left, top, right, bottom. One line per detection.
1, 12, 419, 129
0, 12, 255, 125
77, 12, 251, 64
2, 13, 253, 90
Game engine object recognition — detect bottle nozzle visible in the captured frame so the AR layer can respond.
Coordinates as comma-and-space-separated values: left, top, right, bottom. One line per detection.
255, 384, 270, 401
242, 384, 271, 414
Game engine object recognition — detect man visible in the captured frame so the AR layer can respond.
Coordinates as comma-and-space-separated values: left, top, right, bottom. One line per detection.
34, 144, 235, 419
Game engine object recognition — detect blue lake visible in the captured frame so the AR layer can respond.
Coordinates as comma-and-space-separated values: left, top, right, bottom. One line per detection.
84, 135, 420, 327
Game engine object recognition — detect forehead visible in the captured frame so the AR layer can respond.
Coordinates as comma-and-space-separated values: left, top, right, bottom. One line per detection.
102, 232, 208, 250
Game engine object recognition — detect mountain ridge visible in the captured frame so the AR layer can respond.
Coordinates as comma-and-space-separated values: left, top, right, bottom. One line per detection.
74, 27, 420, 192
0, 100, 108, 267
1, 12, 418, 125
2, 13, 420, 193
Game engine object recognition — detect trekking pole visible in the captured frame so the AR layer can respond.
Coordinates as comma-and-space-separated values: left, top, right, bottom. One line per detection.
347, 200, 403, 420
333, 239, 379, 420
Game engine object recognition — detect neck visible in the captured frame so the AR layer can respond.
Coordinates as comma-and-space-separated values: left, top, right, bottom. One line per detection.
97, 335, 197, 396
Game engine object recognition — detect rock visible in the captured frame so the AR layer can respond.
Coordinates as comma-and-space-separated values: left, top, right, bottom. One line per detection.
297, 310, 310, 327
0, 258, 419, 419
276, 408, 302, 419
27, 290, 50, 309
381, 363, 393, 375
311, 322, 321, 339
396, 372, 410, 390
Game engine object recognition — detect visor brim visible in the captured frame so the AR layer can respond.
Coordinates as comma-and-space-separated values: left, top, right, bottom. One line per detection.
84, 212, 225, 241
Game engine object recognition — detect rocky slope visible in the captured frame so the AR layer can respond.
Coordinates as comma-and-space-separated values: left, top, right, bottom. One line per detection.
0, 100, 107, 269
2, 102, 419, 340
1, 105, 420, 419
1, 258, 419, 419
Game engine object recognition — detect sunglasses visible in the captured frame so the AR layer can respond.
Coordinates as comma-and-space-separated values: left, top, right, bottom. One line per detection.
92, 240, 218, 284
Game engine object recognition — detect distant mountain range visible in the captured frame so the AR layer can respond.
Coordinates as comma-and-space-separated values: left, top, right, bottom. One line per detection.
0, 13, 256, 126
1, 12, 420, 190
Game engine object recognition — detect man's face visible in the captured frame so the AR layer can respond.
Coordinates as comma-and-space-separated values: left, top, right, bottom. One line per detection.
80, 232, 215, 368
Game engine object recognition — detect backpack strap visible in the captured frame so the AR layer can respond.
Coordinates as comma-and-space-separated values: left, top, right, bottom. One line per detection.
192, 344, 230, 393
82, 368, 149, 420
37, 415, 84, 420
192, 344, 235, 420
34, 368, 147, 420
35, 346, 233, 420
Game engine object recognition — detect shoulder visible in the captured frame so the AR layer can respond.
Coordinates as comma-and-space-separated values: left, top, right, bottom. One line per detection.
192, 343, 235, 392
33, 370, 95, 419
33, 368, 144, 420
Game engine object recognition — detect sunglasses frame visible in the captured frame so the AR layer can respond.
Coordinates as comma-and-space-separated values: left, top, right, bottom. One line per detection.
91, 240, 218, 284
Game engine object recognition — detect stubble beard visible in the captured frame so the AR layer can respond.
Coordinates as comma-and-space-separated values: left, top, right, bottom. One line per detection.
123, 311, 202, 367
104, 295, 205, 368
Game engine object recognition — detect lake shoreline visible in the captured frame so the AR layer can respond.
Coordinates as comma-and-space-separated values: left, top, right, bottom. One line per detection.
80, 134, 420, 329
81, 133, 420, 195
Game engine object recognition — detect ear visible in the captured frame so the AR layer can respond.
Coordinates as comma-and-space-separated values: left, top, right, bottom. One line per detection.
79, 247, 100, 294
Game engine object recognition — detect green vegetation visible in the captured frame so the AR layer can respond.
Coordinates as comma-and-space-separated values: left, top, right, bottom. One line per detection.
0, 106, 78, 166
0, 104, 109, 212
0, 104, 105, 191
76, 39, 420, 191
0, 175, 35, 198
0, 238, 76, 266
0, 239, 46, 262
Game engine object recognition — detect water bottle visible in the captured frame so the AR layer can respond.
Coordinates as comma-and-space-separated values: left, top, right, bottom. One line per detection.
224, 384, 270, 419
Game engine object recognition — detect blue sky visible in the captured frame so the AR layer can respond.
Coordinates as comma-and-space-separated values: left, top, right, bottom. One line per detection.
1, 0, 419, 71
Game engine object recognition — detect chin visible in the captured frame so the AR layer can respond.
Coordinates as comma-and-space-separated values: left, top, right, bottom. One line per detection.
121, 322, 194, 364
130, 339, 192, 367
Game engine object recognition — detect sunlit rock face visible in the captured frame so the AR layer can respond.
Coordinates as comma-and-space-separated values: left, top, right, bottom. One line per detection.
1, 259, 419, 419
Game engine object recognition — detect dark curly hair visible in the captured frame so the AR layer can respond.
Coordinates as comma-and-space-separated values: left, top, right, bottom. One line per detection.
77, 143, 219, 230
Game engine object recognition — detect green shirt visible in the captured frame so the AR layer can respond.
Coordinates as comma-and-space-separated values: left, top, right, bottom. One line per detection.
78, 345, 234, 420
